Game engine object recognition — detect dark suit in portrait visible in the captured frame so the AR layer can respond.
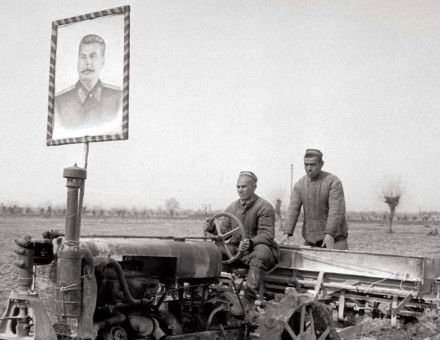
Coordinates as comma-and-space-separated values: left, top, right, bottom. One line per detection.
55, 80, 122, 130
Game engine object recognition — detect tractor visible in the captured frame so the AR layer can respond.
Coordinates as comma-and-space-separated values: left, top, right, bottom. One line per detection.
2, 165, 440, 339
0, 165, 337, 340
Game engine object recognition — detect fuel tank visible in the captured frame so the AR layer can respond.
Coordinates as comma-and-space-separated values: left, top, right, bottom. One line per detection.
80, 236, 222, 280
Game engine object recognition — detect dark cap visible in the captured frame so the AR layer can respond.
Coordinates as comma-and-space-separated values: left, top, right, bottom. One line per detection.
304, 149, 323, 161
239, 171, 258, 183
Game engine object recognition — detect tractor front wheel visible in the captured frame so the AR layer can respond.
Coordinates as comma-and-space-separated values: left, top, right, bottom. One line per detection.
100, 325, 128, 340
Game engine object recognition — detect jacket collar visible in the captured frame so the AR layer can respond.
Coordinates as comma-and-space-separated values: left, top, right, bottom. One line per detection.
307, 171, 330, 183
307, 171, 324, 182
239, 194, 258, 213
76, 80, 103, 104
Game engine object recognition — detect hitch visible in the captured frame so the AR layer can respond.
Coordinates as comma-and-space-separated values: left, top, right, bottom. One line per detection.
0, 235, 57, 340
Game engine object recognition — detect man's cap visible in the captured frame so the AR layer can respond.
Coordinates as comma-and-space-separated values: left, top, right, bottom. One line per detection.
304, 149, 323, 160
239, 171, 258, 183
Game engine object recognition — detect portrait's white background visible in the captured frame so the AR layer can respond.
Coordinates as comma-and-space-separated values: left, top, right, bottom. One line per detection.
55, 14, 124, 93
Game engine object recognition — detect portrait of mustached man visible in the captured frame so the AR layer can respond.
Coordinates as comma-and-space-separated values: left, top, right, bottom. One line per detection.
54, 34, 122, 132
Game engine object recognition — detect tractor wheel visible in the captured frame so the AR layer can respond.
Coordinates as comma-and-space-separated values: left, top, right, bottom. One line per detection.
281, 300, 338, 340
100, 325, 128, 340
254, 292, 339, 340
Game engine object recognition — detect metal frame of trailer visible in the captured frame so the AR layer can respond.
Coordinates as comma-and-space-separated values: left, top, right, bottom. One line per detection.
263, 245, 440, 328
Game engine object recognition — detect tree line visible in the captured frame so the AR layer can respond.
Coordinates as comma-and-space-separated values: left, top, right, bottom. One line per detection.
0, 198, 217, 219
1, 201, 440, 225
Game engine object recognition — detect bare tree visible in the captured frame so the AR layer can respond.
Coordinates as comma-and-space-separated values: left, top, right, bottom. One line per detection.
201, 204, 211, 217
131, 207, 139, 219
141, 208, 148, 220
267, 186, 286, 231
165, 198, 180, 218
380, 177, 404, 233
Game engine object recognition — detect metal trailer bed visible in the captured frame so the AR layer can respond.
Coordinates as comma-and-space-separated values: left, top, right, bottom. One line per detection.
264, 245, 440, 331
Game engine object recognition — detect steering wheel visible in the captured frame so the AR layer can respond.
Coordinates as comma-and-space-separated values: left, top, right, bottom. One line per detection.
206, 212, 247, 264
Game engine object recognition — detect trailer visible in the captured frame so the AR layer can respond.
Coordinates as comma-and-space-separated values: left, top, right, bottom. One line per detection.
266, 245, 440, 335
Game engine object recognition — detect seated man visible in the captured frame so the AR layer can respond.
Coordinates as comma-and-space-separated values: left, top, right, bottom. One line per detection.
204, 171, 279, 310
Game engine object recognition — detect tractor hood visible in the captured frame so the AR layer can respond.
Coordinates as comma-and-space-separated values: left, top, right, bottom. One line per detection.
79, 236, 223, 280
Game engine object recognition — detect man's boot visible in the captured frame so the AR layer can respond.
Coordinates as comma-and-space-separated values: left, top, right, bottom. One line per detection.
243, 267, 265, 310
229, 267, 265, 316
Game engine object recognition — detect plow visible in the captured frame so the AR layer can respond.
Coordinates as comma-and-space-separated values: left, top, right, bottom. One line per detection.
1, 166, 440, 339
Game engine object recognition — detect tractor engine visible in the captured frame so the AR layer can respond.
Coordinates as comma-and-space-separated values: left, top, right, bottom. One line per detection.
0, 233, 248, 340
79, 236, 231, 339
0, 166, 248, 340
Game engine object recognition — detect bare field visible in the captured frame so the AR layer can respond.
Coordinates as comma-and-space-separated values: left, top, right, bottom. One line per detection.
1, 216, 440, 302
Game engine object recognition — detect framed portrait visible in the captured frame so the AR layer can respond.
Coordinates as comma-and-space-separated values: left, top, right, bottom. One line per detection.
47, 6, 130, 146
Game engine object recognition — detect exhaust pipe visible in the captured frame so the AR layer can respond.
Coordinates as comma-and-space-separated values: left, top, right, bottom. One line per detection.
56, 165, 87, 333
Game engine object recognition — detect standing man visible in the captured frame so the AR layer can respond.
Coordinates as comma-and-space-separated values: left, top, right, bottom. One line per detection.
54, 34, 122, 135
204, 171, 279, 309
283, 149, 349, 249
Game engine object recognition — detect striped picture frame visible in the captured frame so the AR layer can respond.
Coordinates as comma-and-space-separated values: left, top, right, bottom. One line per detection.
47, 6, 130, 146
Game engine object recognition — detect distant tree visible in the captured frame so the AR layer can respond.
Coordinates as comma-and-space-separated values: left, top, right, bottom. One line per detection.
15, 205, 24, 216
53, 207, 64, 216
131, 207, 139, 219
165, 198, 180, 218
45, 206, 53, 218
380, 177, 404, 233
422, 214, 432, 223
25, 206, 34, 215
8, 205, 19, 215
141, 208, 148, 220
115, 209, 126, 219
201, 204, 211, 217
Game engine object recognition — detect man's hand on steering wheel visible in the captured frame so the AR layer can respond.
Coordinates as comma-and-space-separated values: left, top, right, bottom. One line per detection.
203, 219, 215, 234
238, 238, 252, 254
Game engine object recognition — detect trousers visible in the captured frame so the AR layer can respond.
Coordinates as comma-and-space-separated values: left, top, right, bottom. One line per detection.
223, 243, 279, 300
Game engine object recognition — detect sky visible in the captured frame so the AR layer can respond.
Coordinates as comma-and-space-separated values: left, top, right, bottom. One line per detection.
1, 0, 440, 212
